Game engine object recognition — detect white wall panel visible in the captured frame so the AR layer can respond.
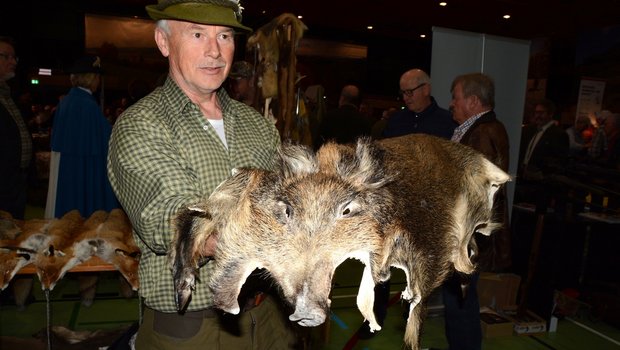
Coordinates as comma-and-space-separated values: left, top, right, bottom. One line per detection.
431, 27, 531, 219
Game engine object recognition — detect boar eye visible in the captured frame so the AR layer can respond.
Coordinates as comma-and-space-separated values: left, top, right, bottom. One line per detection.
276, 200, 293, 222
340, 200, 360, 218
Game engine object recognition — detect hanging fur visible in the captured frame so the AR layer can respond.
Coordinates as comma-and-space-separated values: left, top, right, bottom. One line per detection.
247, 13, 307, 139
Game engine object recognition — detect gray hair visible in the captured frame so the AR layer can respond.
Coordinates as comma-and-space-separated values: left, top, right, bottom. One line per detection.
451, 73, 495, 108
70, 73, 98, 89
156, 19, 171, 35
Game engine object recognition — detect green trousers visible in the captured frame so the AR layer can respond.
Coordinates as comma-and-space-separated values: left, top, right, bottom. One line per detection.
135, 295, 301, 350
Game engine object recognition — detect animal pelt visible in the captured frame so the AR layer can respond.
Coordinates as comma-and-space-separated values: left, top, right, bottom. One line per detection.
0, 219, 52, 290
170, 134, 510, 350
33, 210, 85, 290
247, 13, 307, 137
0, 217, 22, 240
69, 210, 110, 305
94, 209, 140, 290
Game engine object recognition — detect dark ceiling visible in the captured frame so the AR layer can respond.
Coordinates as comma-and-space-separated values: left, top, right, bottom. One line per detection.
87, 0, 620, 42
3, 0, 618, 104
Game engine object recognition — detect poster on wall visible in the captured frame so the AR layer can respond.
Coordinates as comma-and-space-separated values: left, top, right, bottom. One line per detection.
576, 78, 606, 121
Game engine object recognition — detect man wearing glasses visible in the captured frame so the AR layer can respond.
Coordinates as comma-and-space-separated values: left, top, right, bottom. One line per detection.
382, 68, 456, 139
359, 68, 456, 340
0, 36, 32, 220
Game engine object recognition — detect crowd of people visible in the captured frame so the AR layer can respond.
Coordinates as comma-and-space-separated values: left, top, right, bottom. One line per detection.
2, 0, 619, 349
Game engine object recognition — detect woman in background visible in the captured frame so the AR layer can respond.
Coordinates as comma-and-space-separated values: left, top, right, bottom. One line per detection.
45, 55, 118, 219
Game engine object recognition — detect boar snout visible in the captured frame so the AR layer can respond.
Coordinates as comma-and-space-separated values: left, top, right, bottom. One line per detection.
288, 285, 329, 327
289, 308, 327, 327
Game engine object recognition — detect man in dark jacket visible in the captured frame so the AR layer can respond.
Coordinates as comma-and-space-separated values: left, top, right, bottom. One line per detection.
317, 84, 370, 148
516, 99, 569, 206
446, 72, 511, 350
383, 68, 457, 139
518, 99, 569, 181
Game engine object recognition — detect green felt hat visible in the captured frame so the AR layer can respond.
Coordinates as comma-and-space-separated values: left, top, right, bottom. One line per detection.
145, 0, 252, 33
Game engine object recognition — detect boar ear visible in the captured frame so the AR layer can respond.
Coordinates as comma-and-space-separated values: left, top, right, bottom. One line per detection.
279, 143, 318, 178
343, 138, 392, 189
185, 204, 210, 217
208, 169, 255, 207
170, 204, 217, 312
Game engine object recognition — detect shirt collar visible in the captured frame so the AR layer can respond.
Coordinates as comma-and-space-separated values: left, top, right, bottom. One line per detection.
77, 86, 93, 94
540, 120, 555, 132
451, 110, 490, 142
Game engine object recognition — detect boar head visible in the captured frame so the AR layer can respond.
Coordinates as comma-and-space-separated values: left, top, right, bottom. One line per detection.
171, 140, 395, 328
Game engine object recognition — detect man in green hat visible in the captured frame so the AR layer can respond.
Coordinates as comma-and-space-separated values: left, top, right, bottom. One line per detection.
107, 1, 299, 348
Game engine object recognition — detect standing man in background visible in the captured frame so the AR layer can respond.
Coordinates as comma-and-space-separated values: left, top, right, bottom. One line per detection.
317, 84, 371, 148
0, 36, 32, 220
518, 98, 568, 181
516, 98, 569, 206
448, 72, 511, 350
107, 0, 299, 348
383, 68, 456, 138
226, 60, 257, 109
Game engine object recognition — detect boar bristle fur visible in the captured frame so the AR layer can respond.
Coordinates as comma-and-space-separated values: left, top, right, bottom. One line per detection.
170, 134, 510, 349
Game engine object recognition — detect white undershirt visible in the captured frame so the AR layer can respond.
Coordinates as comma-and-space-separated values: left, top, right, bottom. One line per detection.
206, 118, 228, 149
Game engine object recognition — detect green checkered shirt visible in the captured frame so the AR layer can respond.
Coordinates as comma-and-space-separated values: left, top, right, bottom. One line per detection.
107, 77, 280, 312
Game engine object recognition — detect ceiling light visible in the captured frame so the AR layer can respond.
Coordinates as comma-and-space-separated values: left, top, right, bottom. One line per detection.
367, 26, 373, 30
503, 14, 511, 19
439, 2, 447, 6
420, 34, 426, 38
297, 15, 303, 19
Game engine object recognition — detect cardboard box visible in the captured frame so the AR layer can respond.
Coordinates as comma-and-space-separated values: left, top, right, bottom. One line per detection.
505, 309, 547, 335
480, 311, 514, 338
478, 272, 521, 311
553, 289, 590, 317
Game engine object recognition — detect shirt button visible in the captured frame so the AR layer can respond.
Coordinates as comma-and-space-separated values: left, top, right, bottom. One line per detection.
203, 125, 209, 131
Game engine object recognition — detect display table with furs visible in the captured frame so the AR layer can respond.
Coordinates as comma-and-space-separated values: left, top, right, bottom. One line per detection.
1, 209, 141, 350
0, 209, 140, 292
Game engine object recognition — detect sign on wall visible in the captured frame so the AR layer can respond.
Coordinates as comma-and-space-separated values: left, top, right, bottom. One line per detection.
575, 78, 606, 121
